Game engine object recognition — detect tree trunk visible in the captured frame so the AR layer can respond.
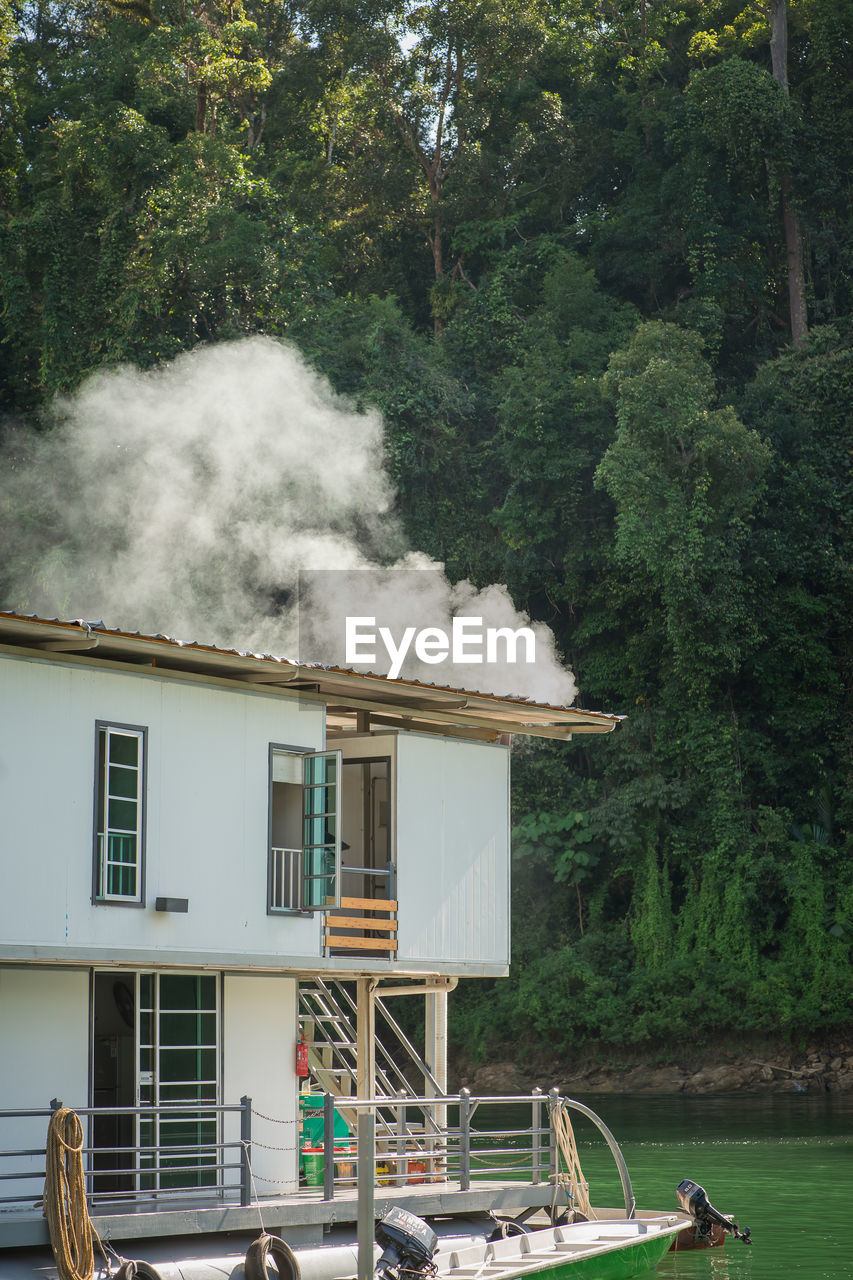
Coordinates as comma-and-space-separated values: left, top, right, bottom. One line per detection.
769, 0, 788, 88
430, 209, 445, 337
195, 82, 208, 134
781, 173, 808, 344
769, 0, 808, 345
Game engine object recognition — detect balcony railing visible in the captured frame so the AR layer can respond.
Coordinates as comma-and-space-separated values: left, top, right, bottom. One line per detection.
324, 897, 398, 956
299, 1090, 553, 1197
269, 846, 303, 911
0, 1091, 635, 1222
0, 1098, 252, 1209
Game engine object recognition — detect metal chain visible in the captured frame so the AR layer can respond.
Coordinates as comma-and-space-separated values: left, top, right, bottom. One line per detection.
248, 1171, 304, 1187
251, 1109, 298, 1126
470, 1151, 533, 1168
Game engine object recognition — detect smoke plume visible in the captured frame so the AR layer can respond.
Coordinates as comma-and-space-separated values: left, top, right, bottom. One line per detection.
0, 338, 577, 704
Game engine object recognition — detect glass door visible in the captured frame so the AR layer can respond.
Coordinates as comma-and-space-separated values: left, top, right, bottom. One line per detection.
137, 973, 219, 1192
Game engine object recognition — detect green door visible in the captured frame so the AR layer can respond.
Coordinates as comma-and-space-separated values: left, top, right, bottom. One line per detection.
137, 973, 219, 1191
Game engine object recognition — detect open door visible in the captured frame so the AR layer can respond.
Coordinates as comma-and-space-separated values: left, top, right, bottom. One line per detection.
92, 971, 220, 1196
92, 972, 136, 1195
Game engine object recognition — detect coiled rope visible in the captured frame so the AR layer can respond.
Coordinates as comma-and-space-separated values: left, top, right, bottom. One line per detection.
44, 1108, 107, 1280
550, 1100, 594, 1221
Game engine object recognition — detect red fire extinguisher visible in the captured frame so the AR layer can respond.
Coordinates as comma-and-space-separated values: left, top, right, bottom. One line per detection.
295, 1032, 309, 1078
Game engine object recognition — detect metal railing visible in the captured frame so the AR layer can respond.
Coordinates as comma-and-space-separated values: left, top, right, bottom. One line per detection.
301, 1090, 553, 1199
269, 846, 302, 910
300, 979, 442, 1118
0, 1090, 635, 1221
0, 1097, 253, 1208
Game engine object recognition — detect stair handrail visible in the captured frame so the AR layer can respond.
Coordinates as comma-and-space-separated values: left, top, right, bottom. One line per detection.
306, 980, 419, 1105
300, 983, 399, 1141
304, 982, 399, 1097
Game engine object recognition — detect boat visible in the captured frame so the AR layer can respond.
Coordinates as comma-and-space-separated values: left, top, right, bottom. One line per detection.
428, 1212, 690, 1280
86, 1208, 693, 1280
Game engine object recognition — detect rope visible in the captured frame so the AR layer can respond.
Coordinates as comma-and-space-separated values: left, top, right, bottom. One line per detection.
550, 1101, 594, 1221
240, 1141, 267, 1234
43, 1108, 110, 1280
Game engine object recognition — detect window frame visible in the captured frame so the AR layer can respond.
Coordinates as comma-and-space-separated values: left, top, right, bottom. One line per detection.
267, 742, 342, 916
92, 721, 147, 907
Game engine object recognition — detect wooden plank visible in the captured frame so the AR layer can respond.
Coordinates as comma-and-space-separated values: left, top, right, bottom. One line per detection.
338, 896, 397, 912
325, 935, 398, 952
324, 915, 398, 933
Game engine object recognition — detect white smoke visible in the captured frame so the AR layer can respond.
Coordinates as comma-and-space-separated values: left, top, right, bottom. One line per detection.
0, 337, 577, 704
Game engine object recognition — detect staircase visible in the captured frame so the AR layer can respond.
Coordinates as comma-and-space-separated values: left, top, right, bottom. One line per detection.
298, 978, 445, 1141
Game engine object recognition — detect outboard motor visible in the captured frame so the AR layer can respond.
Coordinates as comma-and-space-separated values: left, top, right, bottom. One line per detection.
676, 1179, 752, 1244
375, 1207, 439, 1280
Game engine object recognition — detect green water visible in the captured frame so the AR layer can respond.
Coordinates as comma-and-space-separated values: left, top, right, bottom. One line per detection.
562, 1095, 852, 1280
483, 1094, 853, 1280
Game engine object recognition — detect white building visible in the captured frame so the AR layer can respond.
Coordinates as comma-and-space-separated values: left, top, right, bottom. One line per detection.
0, 612, 619, 1252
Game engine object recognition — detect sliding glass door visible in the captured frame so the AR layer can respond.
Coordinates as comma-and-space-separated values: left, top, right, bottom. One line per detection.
138, 973, 219, 1191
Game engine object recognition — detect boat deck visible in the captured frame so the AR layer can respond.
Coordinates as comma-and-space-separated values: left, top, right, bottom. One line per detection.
0, 1179, 556, 1252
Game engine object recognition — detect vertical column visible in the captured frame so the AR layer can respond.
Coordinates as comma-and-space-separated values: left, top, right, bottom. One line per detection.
357, 1111, 376, 1280
425, 988, 448, 1097
240, 1095, 252, 1207
425, 986, 448, 1179
458, 1088, 471, 1192
323, 1092, 336, 1201
356, 978, 376, 1101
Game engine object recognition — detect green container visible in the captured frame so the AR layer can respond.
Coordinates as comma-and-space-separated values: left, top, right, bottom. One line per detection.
300, 1095, 352, 1147
303, 1148, 324, 1187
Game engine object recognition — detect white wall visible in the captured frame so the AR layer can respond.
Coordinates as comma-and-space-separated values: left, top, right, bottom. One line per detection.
1, 653, 514, 973
395, 735, 510, 967
0, 968, 89, 1204
0, 653, 324, 962
222, 973, 299, 1192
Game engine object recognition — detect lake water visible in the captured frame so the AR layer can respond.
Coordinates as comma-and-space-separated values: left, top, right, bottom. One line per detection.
549, 1093, 853, 1280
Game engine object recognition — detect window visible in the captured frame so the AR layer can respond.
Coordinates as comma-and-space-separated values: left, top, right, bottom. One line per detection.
94, 724, 145, 904
268, 748, 342, 912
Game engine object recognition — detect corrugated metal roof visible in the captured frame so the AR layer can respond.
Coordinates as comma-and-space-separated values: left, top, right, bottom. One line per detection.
0, 610, 623, 740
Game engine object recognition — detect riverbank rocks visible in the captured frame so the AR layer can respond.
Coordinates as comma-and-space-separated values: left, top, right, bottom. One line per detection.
621, 1066, 689, 1092
683, 1063, 765, 1093
469, 1061, 529, 1093
452, 1034, 853, 1095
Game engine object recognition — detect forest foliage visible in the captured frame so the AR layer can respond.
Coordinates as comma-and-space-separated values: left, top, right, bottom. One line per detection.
1, 0, 851, 1055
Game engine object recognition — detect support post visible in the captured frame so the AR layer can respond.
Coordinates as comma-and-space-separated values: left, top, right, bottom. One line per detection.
458, 1088, 471, 1191
240, 1095, 252, 1207
396, 1093, 408, 1186
425, 985, 448, 1177
548, 1088, 560, 1188
356, 978, 376, 1101
323, 1092, 336, 1201
531, 1088, 543, 1186
357, 1111, 375, 1280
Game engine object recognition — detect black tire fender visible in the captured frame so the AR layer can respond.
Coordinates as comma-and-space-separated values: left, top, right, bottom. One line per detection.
486, 1220, 529, 1243
245, 1232, 301, 1280
114, 1261, 163, 1280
